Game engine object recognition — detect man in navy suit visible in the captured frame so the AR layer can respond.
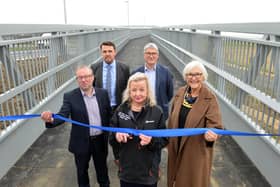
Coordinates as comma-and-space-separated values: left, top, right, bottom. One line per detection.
41, 65, 111, 187
132, 42, 173, 120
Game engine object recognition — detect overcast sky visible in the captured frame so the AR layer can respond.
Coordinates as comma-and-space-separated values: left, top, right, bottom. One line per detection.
0, 0, 279, 26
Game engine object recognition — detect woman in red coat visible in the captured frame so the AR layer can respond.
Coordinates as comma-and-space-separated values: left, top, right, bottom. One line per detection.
167, 60, 223, 187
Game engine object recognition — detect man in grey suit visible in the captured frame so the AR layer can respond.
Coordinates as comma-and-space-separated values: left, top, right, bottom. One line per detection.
91, 41, 130, 162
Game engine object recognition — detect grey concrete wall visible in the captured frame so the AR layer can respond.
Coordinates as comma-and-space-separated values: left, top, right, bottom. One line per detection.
217, 96, 280, 187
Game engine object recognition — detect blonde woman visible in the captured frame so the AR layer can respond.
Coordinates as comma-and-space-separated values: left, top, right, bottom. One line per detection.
167, 61, 223, 187
110, 72, 168, 187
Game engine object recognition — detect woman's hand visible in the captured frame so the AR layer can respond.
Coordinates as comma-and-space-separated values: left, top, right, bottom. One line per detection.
139, 134, 152, 146
204, 130, 219, 142
115, 132, 132, 143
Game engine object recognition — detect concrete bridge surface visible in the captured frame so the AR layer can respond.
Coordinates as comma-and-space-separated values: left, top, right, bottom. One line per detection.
0, 36, 271, 187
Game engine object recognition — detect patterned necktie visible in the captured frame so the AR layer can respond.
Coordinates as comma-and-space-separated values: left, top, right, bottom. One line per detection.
106, 65, 112, 98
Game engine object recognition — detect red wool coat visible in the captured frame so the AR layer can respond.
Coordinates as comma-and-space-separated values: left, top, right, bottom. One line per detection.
167, 84, 223, 187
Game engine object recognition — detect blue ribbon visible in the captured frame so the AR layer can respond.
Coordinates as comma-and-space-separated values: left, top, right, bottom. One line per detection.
0, 114, 41, 121
1, 114, 279, 137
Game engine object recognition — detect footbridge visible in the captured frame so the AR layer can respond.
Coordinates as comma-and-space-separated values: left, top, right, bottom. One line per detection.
0, 23, 279, 186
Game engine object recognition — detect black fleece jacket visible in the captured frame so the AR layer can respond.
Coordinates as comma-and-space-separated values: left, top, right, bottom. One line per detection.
109, 102, 168, 185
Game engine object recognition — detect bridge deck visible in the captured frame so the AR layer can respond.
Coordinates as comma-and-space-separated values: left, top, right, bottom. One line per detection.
0, 36, 270, 187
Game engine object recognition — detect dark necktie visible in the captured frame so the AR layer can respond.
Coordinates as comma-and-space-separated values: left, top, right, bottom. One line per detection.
106, 65, 112, 98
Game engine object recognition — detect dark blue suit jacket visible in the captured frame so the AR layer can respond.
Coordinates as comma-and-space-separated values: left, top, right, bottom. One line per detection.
46, 87, 112, 154
132, 64, 173, 120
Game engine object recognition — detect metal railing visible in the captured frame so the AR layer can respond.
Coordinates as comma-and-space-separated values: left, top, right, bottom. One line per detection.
0, 26, 150, 134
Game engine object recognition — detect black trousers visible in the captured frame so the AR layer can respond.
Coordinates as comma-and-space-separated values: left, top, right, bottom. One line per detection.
74, 134, 110, 187
120, 180, 157, 187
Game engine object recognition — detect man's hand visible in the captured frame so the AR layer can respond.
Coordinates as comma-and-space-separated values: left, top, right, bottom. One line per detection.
41, 111, 54, 123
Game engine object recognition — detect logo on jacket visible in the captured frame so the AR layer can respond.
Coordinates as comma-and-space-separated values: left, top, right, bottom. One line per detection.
145, 120, 155, 123
118, 112, 131, 120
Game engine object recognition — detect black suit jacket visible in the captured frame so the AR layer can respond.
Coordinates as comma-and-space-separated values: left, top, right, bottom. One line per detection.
46, 87, 112, 154
91, 61, 130, 106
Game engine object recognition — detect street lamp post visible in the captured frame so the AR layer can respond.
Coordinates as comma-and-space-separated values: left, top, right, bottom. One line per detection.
125, 0, 129, 26
63, 0, 68, 24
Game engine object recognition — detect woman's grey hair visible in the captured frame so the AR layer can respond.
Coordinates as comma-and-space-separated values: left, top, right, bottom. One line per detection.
143, 43, 159, 53
122, 72, 156, 106
182, 60, 208, 81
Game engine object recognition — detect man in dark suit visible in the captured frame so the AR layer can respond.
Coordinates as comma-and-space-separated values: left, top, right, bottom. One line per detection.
91, 41, 130, 163
41, 65, 111, 187
132, 42, 173, 120
90, 41, 130, 111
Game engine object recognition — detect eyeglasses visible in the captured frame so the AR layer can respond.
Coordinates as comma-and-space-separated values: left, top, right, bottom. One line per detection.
186, 73, 202, 78
76, 74, 93, 80
144, 52, 158, 56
